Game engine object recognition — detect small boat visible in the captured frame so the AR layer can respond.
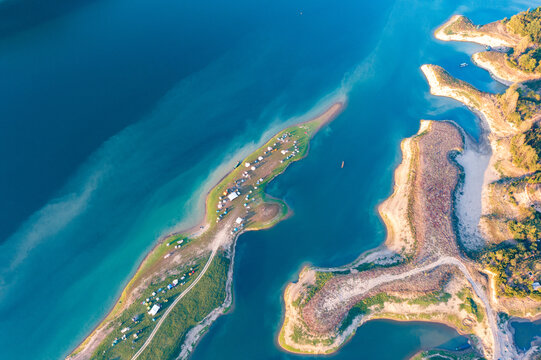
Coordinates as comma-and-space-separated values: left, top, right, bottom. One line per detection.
234, 160, 241, 169
485, 45, 492, 51
459, 62, 468, 68
341, 161, 344, 168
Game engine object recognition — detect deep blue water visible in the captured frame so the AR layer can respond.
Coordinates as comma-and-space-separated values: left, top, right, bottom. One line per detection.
0, 0, 538, 359
511, 319, 541, 351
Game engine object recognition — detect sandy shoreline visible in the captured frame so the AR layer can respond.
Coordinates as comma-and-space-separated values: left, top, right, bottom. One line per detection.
472, 52, 515, 85
278, 121, 496, 355
454, 122, 492, 251
279, 9, 541, 360
420, 50, 541, 357
68, 100, 345, 360
434, 15, 520, 48
313, 121, 421, 273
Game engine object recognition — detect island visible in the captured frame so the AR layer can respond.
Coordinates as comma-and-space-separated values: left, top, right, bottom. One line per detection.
278, 7, 541, 360
67, 102, 344, 360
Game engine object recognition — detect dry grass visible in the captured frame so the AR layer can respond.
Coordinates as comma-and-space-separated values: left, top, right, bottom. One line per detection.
300, 121, 464, 333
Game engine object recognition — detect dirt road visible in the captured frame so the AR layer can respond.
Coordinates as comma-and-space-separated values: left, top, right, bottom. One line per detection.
131, 226, 232, 360
315, 255, 514, 359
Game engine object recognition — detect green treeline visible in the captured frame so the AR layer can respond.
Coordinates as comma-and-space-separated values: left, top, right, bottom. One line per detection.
507, 7, 541, 43
510, 125, 541, 171
505, 7, 541, 73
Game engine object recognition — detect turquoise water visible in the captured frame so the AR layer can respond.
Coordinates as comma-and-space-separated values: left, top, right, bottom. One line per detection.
0, 0, 537, 359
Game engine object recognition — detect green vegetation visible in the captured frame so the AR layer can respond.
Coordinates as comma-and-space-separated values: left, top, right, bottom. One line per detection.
510, 125, 541, 172
508, 48, 541, 73
406, 138, 419, 245
166, 233, 189, 247
504, 119, 541, 300
291, 325, 306, 343
507, 7, 541, 43
138, 254, 230, 360
498, 312, 510, 325
91, 254, 230, 360
407, 291, 452, 307
510, 134, 540, 171
431, 66, 484, 108
411, 348, 483, 360
302, 272, 334, 305
338, 291, 456, 333
339, 293, 403, 332
517, 87, 541, 118
481, 220, 541, 298
77, 107, 340, 359
457, 288, 484, 322
503, 8, 541, 74
506, 171, 541, 188
337, 290, 457, 335
113, 239, 181, 315
205, 119, 318, 228
516, 88, 541, 121
245, 193, 288, 231
279, 323, 335, 351
353, 262, 376, 272
90, 257, 207, 359
499, 85, 541, 126
442, 16, 475, 36
508, 207, 541, 241
374, 311, 471, 333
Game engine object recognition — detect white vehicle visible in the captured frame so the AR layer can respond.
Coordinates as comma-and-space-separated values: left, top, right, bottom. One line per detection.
148, 304, 161, 316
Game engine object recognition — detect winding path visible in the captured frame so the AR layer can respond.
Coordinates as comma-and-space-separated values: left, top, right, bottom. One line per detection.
316, 255, 510, 359
130, 248, 218, 360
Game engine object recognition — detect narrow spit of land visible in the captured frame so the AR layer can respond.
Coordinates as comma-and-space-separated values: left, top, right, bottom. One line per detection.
67, 101, 344, 360
130, 228, 223, 360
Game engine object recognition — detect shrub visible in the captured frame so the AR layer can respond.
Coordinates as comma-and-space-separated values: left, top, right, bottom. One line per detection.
507, 7, 541, 43
518, 53, 538, 72
510, 126, 541, 172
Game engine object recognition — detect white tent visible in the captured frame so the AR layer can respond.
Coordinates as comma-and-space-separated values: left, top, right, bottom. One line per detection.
148, 304, 161, 316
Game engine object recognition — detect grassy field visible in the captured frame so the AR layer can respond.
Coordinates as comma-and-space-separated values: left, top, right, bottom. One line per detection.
339, 293, 403, 332
411, 348, 483, 360
457, 287, 484, 323
71, 103, 342, 359
90, 255, 209, 359
443, 16, 475, 34
431, 66, 487, 109
137, 253, 230, 360
296, 272, 334, 308
205, 117, 321, 229
407, 291, 452, 308
90, 253, 230, 360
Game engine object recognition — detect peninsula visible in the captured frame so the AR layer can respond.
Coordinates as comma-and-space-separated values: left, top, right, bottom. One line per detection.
67, 102, 344, 360
279, 7, 541, 360
435, 10, 541, 84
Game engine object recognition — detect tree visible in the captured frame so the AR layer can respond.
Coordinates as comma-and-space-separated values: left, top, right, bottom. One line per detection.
507, 7, 541, 44
519, 53, 538, 72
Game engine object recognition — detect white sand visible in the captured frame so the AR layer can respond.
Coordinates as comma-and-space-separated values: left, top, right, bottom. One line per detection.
454, 135, 492, 250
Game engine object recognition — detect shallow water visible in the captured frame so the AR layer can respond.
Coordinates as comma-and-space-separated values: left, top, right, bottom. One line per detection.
0, 0, 537, 359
